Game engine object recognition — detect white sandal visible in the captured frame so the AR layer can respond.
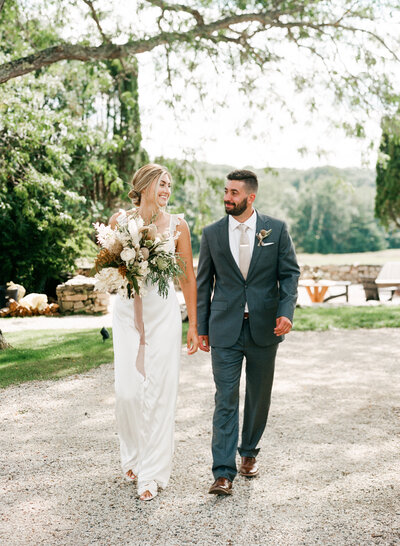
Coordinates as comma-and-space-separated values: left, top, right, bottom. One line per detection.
138, 480, 158, 501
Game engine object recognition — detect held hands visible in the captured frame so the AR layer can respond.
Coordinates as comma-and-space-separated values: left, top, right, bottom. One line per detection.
274, 316, 293, 336
187, 325, 199, 355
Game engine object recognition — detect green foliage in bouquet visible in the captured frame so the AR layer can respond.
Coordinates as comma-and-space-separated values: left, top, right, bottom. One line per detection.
147, 250, 185, 298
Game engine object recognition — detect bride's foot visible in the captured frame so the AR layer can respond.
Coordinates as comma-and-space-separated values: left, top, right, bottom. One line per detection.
139, 490, 156, 501
125, 470, 137, 481
138, 480, 158, 501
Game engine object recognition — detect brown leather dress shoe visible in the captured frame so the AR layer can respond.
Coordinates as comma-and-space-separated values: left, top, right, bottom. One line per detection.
239, 456, 259, 477
208, 477, 233, 495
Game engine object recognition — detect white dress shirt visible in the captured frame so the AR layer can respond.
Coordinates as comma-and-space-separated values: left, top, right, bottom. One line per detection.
228, 210, 257, 312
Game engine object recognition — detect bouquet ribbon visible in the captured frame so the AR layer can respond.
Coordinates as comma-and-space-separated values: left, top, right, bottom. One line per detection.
133, 294, 146, 378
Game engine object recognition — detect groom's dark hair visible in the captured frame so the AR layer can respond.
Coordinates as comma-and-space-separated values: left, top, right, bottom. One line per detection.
227, 169, 258, 194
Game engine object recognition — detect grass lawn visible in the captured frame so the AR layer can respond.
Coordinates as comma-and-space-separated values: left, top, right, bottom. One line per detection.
0, 329, 114, 388
181, 306, 400, 337
2, 305, 399, 388
293, 305, 400, 330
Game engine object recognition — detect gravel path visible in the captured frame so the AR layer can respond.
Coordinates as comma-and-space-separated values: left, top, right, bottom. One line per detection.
1, 329, 400, 545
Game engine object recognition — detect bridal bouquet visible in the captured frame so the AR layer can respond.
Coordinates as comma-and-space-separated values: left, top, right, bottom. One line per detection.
92, 212, 183, 298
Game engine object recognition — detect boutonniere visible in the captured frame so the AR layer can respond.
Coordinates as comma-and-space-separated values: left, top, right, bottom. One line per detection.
256, 228, 273, 246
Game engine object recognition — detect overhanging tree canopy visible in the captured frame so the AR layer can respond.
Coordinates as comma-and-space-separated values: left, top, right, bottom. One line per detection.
0, 0, 399, 135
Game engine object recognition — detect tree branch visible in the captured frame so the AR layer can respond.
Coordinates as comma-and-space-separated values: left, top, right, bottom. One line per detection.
0, 0, 5, 14
81, 0, 110, 43
145, 0, 205, 26
0, 10, 398, 84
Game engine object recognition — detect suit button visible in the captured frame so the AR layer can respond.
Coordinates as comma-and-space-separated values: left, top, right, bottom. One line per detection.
244, 284, 248, 288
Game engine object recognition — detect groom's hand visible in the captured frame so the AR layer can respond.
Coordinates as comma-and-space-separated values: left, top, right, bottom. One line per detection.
199, 335, 210, 352
274, 316, 292, 336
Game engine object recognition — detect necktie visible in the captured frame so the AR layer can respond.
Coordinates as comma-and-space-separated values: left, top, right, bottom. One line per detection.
238, 224, 251, 279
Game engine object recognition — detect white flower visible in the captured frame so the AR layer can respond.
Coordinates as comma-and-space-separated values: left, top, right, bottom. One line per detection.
94, 267, 127, 293
120, 247, 136, 263
154, 238, 168, 252
115, 228, 131, 247
136, 215, 144, 230
93, 222, 114, 246
127, 218, 140, 246
93, 222, 123, 254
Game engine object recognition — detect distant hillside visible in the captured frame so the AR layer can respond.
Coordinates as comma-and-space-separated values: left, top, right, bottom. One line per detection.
168, 160, 399, 254
192, 162, 376, 220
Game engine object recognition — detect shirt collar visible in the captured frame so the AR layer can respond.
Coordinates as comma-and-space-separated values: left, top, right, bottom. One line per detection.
228, 209, 257, 231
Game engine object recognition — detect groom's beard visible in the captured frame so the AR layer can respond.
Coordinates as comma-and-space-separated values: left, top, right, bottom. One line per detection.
224, 197, 248, 216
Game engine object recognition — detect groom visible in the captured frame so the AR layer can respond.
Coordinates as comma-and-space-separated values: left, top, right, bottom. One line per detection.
197, 169, 300, 495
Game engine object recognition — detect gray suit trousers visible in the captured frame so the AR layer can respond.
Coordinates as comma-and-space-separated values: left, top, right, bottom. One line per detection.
211, 318, 278, 482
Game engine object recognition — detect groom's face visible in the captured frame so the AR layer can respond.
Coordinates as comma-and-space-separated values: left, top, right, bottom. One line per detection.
224, 180, 253, 216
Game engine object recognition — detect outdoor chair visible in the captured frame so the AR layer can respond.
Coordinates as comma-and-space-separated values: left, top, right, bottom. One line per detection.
360, 276, 379, 301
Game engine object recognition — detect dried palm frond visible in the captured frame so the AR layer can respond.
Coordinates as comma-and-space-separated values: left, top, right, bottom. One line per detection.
95, 248, 118, 272
118, 264, 128, 278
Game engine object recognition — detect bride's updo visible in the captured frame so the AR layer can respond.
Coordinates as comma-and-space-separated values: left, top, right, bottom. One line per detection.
128, 163, 170, 206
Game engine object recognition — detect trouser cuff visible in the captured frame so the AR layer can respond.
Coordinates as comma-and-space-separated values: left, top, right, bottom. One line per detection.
238, 447, 260, 457
213, 467, 237, 482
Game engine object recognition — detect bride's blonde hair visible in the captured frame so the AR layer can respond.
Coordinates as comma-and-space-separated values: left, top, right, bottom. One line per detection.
128, 163, 171, 206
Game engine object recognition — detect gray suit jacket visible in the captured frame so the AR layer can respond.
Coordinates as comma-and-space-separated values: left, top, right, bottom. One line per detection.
196, 210, 300, 347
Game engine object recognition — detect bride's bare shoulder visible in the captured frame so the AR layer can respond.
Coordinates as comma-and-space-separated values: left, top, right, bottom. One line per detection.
109, 212, 121, 229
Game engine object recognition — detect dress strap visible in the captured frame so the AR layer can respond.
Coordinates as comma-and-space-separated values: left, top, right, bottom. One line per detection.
169, 213, 184, 238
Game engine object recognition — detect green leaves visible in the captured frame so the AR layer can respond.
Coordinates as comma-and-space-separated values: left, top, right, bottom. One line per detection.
290, 171, 387, 253
375, 117, 400, 229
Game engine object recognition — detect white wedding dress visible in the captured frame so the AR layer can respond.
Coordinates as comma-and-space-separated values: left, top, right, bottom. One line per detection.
112, 212, 183, 496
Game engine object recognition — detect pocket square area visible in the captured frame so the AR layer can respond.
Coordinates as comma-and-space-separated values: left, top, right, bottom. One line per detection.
261, 242, 274, 246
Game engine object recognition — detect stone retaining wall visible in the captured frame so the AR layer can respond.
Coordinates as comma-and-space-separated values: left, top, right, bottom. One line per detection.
56, 276, 109, 314
299, 264, 382, 283
75, 261, 383, 285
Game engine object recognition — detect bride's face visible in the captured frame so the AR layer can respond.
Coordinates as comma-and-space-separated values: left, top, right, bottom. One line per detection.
155, 174, 172, 207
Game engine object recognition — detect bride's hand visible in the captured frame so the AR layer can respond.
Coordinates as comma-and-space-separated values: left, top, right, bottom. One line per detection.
187, 325, 199, 355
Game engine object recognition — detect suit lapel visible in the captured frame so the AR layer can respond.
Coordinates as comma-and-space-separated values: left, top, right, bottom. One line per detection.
217, 216, 242, 278
246, 211, 270, 281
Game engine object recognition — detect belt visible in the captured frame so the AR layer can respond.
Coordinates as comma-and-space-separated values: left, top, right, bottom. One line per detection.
243, 312, 249, 319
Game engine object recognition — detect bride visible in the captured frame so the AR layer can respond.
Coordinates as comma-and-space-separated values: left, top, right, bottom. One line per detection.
109, 163, 199, 501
